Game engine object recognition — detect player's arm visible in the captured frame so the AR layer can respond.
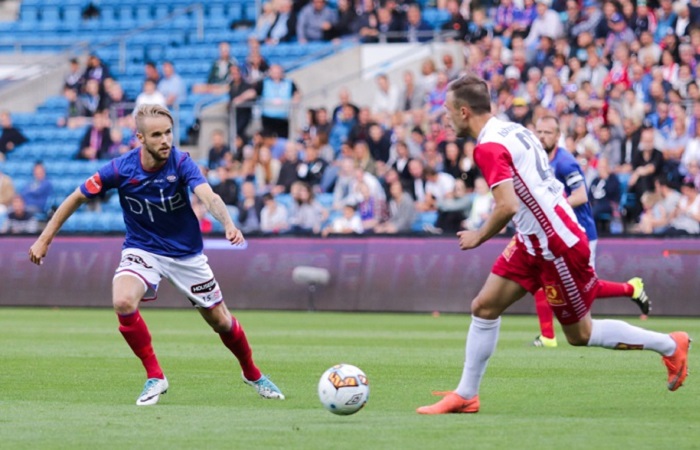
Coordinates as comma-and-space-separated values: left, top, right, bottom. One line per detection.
567, 184, 589, 208
28, 188, 89, 265
458, 180, 518, 250
193, 182, 244, 245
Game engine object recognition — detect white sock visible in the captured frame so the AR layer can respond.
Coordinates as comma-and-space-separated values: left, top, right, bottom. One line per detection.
588, 319, 676, 356
455, 315, 501, 400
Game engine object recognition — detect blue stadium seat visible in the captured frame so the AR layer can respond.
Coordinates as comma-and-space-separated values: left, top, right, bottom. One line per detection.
20, 6, 39, 23
63, 6, 82, 24
317, 193, 334, 210
135, 5, 152, 22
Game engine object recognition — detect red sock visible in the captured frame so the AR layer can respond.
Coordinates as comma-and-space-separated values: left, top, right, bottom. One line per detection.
219, 318, 261, 382
534, 289, 556, 339
596, 280, 633, 298
118, 310, 164, 379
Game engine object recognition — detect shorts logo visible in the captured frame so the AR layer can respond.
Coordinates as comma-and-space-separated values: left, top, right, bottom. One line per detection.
502, 238, 517, 261
119, 254, 153, 268
85, 173, 103, 195
544, 285, 565, 306
191, 278, 217, 294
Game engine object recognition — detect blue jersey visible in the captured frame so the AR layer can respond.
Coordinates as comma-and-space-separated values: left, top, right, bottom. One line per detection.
80, 147, 208, 257
549, 147, 597, 241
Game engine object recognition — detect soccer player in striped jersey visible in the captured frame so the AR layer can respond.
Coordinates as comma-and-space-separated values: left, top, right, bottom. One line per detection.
531, 116, 650, 348
417, 74, 690, 415
29, 104, 285, 406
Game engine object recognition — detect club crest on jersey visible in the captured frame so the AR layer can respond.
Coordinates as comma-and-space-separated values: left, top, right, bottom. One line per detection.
167, 175, 177, 182
85, 173, 102, 194
544, 285, 565, 306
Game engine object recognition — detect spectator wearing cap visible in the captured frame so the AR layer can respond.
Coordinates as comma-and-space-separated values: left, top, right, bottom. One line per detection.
524, 0, 564, 49
504, 65, 526, 97
603, 13, 636, 58
507, 97, 533, 126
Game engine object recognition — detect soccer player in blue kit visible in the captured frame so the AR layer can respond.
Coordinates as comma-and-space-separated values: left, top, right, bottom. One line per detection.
29, 104, 285, 405
531, 116, 649, 348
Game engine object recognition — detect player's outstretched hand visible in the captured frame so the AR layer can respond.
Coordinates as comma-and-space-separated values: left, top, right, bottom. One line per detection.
28, 239, 49, 265
225, 225, 245, 246
457, 230, 481, 251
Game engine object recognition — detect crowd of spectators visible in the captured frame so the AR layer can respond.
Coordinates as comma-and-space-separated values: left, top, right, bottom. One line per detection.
3, 0, 700, 237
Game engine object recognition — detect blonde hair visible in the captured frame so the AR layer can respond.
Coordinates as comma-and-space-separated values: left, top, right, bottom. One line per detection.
134, 104, 173, 133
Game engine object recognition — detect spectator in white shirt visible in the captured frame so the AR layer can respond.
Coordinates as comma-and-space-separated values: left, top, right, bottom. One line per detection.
323, 203, 363, 236
525, 0, 564, 49
135, 80, 167, 108
260, 193, 290, 233
372, 73, 400, 118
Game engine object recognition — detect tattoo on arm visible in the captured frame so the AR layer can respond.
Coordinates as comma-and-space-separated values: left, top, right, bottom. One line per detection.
205, 195, 233, 227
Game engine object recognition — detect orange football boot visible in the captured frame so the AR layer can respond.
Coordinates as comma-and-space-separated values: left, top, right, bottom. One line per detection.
416, 392, 480, 414
663, 332, 691, 391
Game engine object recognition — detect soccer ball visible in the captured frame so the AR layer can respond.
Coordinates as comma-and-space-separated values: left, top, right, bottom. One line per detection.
317, 364, 369, 415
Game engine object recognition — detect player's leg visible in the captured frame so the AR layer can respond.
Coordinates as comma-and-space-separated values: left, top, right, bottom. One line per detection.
590, 239, 650, 315
113, 250, 167, 405
417, 272, 528, 414
199, 302, 262, 383
596, 278, 650, 315
561, 312, 690, 390
113, 273, 168, 405
199, 302, 285, 399
167, 254, 285, 399
533, 288, 557, 347
550, 243, 690, 391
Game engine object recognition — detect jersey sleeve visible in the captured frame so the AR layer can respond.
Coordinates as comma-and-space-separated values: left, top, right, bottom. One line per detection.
557, 158, 585, 191
177, 152, 208, 190
473, 142, 514, 188
79, 160, 119, 198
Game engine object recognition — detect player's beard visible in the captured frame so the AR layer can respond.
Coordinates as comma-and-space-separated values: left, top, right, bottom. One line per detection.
543, 143, 556, 156
145, 143, 171, 162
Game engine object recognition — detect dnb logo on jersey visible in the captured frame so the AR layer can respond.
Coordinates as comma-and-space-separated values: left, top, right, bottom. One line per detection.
85, 173, 103, 194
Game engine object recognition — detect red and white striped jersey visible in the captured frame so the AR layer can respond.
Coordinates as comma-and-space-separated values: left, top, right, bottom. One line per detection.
473, 117, 585, 259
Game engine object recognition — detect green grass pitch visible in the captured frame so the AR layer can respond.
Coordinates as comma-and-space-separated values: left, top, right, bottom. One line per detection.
1, 308, 698, 450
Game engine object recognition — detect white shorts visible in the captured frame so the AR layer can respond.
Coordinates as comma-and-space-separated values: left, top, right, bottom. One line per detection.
114, 248, 223, 309
589, 239, 597, 270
